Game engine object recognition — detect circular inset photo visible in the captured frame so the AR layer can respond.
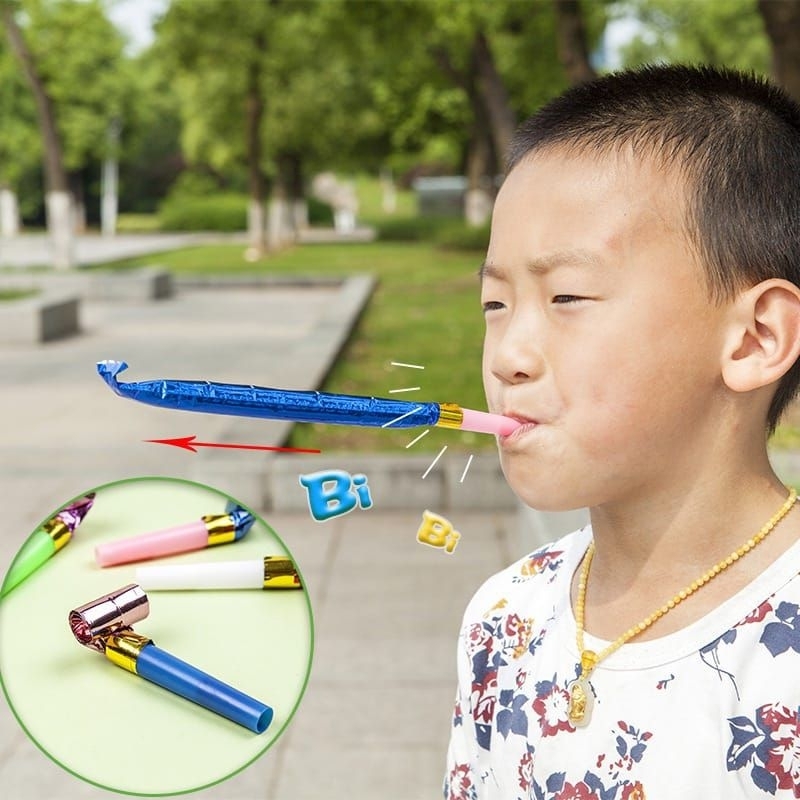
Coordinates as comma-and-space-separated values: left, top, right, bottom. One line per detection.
0, 477, 313, 796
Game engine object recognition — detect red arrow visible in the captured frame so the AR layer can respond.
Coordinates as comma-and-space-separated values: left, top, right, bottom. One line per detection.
145, 435, 321, 454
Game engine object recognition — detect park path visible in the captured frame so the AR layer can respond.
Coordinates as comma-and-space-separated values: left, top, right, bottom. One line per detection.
0, 232, 230, 268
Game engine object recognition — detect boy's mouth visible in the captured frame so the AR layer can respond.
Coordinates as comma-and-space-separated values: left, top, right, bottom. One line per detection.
502, 410, 538, 425
498, 412, 539, 444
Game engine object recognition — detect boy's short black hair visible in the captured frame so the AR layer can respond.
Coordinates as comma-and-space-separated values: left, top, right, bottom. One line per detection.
509, 64, 800, 433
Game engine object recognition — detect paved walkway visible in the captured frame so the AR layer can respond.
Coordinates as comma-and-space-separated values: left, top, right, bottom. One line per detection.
0, 230, 375, 269
0, 249, 526, 799
0, 232, 233, 268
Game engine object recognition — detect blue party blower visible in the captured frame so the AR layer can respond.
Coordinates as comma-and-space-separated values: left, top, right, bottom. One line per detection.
68, 584, 272, 734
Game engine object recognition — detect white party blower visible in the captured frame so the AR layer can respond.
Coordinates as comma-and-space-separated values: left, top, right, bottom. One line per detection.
136, 557, 301, 591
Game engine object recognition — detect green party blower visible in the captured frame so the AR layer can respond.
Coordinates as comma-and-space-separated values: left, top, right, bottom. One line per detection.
1, 494, 95, 597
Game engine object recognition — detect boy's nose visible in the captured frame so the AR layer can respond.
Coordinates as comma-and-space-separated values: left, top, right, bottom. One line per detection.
487, 318, 545, 385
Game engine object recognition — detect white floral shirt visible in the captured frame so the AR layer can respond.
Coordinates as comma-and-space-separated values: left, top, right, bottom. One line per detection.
445, 527, 800, 799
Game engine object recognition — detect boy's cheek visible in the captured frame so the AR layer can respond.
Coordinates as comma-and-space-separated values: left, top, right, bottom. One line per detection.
481, 347, 497, 404
481, 366, 505, 414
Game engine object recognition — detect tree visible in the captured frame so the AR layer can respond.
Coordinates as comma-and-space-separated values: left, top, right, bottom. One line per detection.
2, 0, 130, 261
0, 34, 39, 234
326, 0, 561, 224
154, 0, 608, 237
603, 1, 800, 117
24, 0, 128, 230
553, 0, 597, 84
1, 0, 72, 266
117, 48, 183, 215
758, 0, 800, 102
259, 2, 393, 232
616, 0, 770, 74
156, 0, 274, 254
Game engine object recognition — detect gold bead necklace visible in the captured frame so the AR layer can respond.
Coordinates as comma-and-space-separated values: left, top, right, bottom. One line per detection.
568, 487, 797, 726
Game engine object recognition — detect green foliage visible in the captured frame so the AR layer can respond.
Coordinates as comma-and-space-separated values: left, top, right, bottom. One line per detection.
374, 216, 441, 242
158, 193, 247, 232
435, 221, 490, 252
153, 0, 606, 197
772, 425, 800, 451
0, 35, 39, 186
615, 0, 770, 73
154, 0, 273, 173
2, 0, 615, 219
353, 173, 416, 224
167, 170, 223, 199
492, 0, 572, 114
116, 213, 160, 233
261, 3, 389, 173
24, 0, 129, 170
0, 288, 38, 301
117, 48, 184, 213
1, 0, 135, 217
307, 196, 333, 226
374, 215, 490, 251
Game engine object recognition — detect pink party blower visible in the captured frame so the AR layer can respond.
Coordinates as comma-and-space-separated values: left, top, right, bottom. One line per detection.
95, 502, 254, 567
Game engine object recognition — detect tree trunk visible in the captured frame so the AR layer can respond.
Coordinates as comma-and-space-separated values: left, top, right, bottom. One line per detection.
282, 151, 307, 231
69, 171, 86, 233
101, 154, 118, 237
46, 191, 75, 269
244, 33, 267, 256
552, 0, 597, 86
380, 168, 397, 214
102, 118, 120, 237
267, 185, 292, 249
0, 186, 20, 236
473, 31, 516, 168
758, 0, 800, 103
430, 40, 501, 221
465, 88, 494, 227
268, 153, 299, 248
2, 0, 74, 267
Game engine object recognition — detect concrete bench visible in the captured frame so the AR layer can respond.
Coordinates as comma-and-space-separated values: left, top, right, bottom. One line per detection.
0, 292, 80, 343
88, 266, 173, 301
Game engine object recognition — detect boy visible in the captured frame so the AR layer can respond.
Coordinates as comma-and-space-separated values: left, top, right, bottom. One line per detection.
445, 65, 800, 799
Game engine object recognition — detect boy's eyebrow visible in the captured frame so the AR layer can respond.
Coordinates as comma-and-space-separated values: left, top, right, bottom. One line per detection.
478, 262, 505, 281
479, 249, 602, 281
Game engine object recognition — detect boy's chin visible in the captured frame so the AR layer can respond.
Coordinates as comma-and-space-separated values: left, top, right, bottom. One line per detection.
514, 492, 587, 514
502, 464, 588, 513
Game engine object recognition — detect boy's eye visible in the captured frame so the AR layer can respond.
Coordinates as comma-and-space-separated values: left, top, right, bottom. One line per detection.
551, 295, 585, 304
482, 301, 505, 313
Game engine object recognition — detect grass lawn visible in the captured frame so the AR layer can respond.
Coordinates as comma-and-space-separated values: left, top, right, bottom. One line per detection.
116, 213, 163, 233
96, 240, 492, 453
0, 288, 38, 301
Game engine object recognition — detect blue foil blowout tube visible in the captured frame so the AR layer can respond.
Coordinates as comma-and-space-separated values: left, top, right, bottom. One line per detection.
97, 360, 441, 428
137, 643, 273, 734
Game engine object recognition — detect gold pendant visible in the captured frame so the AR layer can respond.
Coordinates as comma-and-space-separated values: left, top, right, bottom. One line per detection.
568, 677, 593, 727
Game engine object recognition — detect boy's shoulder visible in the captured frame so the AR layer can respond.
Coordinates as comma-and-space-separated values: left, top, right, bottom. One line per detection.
462, 525, 591, 624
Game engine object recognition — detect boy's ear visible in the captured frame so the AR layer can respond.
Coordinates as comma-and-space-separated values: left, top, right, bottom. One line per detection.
721, 279, 800, 393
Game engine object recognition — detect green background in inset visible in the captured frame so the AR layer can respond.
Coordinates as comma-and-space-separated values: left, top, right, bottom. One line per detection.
0, 477, 313, 796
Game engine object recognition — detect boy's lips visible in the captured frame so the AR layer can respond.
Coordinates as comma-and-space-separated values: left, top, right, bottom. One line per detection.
502, 410, 539, 426
498, 411, 540, 443
500, 411, 539, 441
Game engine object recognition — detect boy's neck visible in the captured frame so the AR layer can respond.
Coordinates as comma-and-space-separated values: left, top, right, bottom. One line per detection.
578, 445, 798, 641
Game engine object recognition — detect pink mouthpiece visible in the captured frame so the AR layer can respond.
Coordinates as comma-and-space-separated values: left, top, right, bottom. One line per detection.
95, 521, 209, 567
460, 409, 522, 436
